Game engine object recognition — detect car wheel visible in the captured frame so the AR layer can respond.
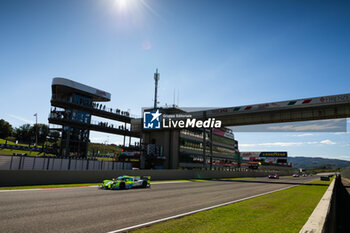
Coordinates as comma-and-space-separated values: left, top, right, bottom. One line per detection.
142, 181, 147, 188
119, 182, 125, 190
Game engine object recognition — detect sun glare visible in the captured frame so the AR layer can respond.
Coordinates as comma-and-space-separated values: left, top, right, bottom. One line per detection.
109, 0, 160, 32
116, 0, 128, 9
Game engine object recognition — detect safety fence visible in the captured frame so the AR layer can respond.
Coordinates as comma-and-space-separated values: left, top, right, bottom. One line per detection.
0, 155, 132, 171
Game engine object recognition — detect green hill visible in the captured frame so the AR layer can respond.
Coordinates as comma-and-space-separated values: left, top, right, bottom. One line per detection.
288, 156, 350, 170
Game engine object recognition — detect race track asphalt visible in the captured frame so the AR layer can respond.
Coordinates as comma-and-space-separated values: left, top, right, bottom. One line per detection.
0, 176, 318, 233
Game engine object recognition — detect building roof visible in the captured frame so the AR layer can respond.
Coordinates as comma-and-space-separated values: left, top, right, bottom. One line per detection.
52, 77, 111, 101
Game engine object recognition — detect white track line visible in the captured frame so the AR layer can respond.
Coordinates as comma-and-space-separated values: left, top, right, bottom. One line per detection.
0, 181, 193, 192
0, 188, 47, 192
0, 178, 295, 193
107, 185, 297, 233
151, 181, 191, 184
0, 186, 97, 192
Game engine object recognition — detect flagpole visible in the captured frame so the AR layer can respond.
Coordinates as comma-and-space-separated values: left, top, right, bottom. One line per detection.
34, 113, 38, 146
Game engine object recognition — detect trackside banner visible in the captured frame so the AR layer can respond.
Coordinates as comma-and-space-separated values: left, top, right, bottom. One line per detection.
259, 152, 287, 157
241, 152, 288, 158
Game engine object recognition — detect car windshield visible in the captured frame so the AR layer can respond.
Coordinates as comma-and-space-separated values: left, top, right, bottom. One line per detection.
116, 177, 132, 181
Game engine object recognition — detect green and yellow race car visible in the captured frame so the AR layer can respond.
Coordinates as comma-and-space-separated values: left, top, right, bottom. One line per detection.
99, 175, 151, 190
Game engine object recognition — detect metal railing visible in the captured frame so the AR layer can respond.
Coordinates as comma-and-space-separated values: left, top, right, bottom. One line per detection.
51, 97, 140, 118
48, 113, 132, 131
0, 155, 132, 171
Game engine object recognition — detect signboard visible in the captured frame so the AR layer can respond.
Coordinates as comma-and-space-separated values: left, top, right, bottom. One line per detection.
259, 152, 287, 157
120, 152, 141, 157
212, 128, 235, 140
241, 152, 287, 158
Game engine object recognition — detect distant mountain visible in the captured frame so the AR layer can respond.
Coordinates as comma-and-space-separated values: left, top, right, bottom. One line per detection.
288, 156, 350, 170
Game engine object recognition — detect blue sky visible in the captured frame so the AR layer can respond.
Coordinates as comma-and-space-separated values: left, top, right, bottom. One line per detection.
0, 0, 349, 160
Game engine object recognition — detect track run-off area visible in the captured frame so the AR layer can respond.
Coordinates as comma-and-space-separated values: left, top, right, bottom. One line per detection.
0, 176, 318, 233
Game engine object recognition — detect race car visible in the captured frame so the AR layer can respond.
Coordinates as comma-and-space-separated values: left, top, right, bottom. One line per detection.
99, 175, 151, 190
268, 174, 279, 179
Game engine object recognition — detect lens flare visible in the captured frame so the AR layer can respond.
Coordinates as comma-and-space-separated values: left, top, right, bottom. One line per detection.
116, 0, 127, 9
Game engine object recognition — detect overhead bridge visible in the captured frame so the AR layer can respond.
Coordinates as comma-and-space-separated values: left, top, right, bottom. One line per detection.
190, 93, 350, 126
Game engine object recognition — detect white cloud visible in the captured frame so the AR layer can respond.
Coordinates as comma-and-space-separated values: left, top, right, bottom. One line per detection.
240, 141, 318, 147
90, 137, 107, 143
7, 114, 34, 124
333, 132, 348, 135
294, 133, 313, 137
240, 139, 337, 148
267, 123, 341, 131
320, 139, 336, 145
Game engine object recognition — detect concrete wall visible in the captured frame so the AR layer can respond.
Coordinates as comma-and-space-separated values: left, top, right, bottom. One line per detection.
341, 167, 350, 179
0, 169, 293, 186
300, 175, 350, 233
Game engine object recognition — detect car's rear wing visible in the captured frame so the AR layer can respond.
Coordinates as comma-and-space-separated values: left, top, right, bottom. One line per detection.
134, 176, 151, 181
141, 176, 151, 181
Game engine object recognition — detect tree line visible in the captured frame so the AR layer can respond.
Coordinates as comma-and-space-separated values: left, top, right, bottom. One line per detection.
0, 119, 59, 145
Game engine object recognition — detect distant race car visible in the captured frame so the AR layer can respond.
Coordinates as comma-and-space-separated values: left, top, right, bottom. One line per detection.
268, 174, 279, 179
293, 173, 299, 177
99, 175, 151, 190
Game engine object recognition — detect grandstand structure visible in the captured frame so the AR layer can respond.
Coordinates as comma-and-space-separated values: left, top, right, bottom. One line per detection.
48, 78, 139, 157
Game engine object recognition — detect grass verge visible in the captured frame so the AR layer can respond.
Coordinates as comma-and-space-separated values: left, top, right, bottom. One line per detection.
0, 139, 42, 148
0, 148, 56, 157
132, 179, 333, 233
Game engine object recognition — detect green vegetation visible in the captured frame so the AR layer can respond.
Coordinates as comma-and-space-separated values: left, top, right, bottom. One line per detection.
133, 179, 332, 233
0, 138, 56, 157
0, 119, 13, 139
0, 138, 42, 148
88, 142, 122, 155
0, 148, 56, 157
0, 138, 123, 159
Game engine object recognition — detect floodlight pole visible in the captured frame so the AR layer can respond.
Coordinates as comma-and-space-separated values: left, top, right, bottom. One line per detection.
34, 113, 38, 146
154, 69, 160, 109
